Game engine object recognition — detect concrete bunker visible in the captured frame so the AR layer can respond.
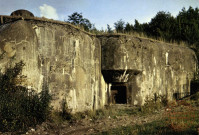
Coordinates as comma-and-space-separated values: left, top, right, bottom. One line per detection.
0, 11, 197, 112
98, 35, 197, 106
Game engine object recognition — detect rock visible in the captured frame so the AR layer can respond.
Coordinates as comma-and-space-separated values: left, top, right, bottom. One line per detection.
30, 128, 35, 132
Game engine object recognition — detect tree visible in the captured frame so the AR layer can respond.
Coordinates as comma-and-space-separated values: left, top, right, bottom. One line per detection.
114, 19, 125, 33
67, 12, 92, 31
125, 23, 133, 33
148, 11, 176, 40
176, 7, 199, 44
81, 18, 92, 31
133, 19, 142, 32
107, 24, 113, 33
68, 12, 83, 25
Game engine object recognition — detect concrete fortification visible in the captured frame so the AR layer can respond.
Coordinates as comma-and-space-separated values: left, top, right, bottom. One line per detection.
0, 10, 197, 112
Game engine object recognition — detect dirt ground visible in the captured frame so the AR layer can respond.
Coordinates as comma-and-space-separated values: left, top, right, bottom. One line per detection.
23, 105, 166, 135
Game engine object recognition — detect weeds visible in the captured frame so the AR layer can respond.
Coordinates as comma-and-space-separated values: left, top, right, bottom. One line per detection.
53, 94, 167, 123
98, 99, 199, 134
140, 94, 168, 114
166, 99, 199, 132
53, 104, 139, 124
56, 106, 115, 123
0, 61, 51, 133
98, 119, 198, 135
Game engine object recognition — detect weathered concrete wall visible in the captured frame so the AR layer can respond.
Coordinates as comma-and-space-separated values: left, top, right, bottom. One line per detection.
0, 19, 106, 112
0, 13, 197, 111
98, 35, 197, 105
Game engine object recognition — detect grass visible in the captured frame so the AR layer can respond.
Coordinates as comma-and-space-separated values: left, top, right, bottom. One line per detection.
97, 107, 199, 135
49, 92, 199, 134
50, 105, 142, 125
52, 94, 168, 124
166, 101, 199, 133
95, 30, 188, 47
96, 93, 199, 135
97, 118, 198, 135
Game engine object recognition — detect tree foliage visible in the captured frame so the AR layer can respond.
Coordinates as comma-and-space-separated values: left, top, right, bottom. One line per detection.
67, 12, 92, 31
114, 19, 125, 33
147, 11, 176, 40
111, 6, 199, 47
107, 24, 113, 33
125, 23, 134, 33
132, 7, 199, 46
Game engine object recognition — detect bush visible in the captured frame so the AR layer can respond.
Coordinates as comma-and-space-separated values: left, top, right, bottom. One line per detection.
0, 61, 51, 133
141, 94, 167, 114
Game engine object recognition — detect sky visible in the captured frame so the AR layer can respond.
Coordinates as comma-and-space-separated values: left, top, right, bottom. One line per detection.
0, 0, 199, 29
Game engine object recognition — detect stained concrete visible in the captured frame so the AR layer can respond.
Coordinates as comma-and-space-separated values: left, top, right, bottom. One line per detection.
97, 35, 197, 105
0, 12, 197, 112
0, 19, 106, 112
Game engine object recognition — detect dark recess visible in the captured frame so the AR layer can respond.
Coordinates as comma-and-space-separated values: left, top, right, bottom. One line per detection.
191, 80, 199, 95
111, 85, 127, 104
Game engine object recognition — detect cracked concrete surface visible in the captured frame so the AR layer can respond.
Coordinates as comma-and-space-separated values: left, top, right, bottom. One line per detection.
0, 15, 197, 112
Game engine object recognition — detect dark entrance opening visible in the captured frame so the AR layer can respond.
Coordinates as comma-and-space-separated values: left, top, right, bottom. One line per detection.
111, 85, 127, 104
191, 81, 199, 95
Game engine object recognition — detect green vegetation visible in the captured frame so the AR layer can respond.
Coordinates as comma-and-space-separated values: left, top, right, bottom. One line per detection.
114, 19, 125, 33
53, 94, 168, 125
51, 103, 143, 125
0, 61, 51, 133
67, 12, 94, 32
67, 7, 199, 59
113, 7, 199, 46
96, 93, 199, 135
97, 119, 198, 135
140, 94, 168, 114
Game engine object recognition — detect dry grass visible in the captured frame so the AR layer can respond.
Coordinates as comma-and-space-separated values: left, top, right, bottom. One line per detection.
166, 100, 199, 132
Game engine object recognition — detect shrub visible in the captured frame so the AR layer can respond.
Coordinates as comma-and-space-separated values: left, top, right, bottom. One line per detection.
141, 94, 168, 114
0, 61, 51, 133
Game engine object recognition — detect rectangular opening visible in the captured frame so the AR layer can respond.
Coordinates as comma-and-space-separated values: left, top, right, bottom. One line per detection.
173, 93, 179, 100
111, 85, 127, 104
